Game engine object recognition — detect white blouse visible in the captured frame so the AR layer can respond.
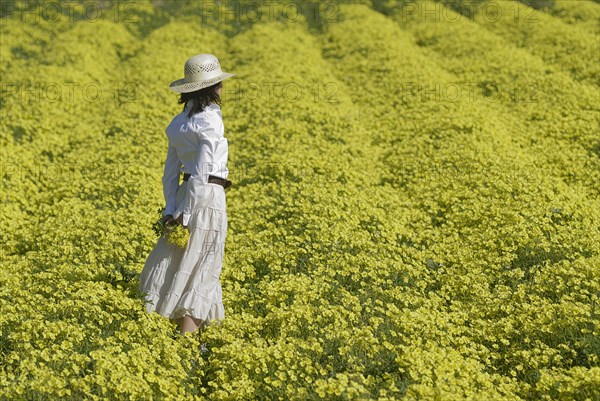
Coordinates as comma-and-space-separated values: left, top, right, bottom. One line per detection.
162, 100, 229, 226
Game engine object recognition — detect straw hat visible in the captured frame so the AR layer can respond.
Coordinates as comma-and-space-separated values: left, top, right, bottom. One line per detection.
169, 54, 235, 93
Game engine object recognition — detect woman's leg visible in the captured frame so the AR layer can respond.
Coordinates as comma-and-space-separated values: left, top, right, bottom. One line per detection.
180, 315, 204, 334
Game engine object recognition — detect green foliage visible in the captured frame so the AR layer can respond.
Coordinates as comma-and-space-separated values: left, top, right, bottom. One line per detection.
472, 0, 600, 87
518, 0, 556, 10
384, 0, 600, 196
549, 0, 600, 35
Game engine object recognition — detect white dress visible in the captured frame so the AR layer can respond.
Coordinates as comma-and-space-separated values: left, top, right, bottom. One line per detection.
139, 100, 229, 324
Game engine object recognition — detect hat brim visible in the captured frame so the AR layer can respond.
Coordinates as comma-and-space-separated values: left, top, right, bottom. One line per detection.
169, 72, 235, 93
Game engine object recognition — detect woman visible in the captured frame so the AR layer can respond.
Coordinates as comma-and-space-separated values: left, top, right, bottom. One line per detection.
139, 54, 235, 337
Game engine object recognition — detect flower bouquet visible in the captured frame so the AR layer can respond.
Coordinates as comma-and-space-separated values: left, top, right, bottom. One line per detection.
153, 207, 190, 249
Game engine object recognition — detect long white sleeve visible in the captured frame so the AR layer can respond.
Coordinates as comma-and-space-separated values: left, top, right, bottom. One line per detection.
162, 142, 182, 217
172, 118, 220, 227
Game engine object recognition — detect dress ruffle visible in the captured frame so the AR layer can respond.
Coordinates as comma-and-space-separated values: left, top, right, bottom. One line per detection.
139, 181, 227, 324
174, 175, 227, 227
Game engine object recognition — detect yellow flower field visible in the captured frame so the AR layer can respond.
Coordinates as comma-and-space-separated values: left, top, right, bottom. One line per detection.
1, 0, 598, 400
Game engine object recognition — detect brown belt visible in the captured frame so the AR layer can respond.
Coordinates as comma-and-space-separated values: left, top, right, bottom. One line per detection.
183, 173, 232, 189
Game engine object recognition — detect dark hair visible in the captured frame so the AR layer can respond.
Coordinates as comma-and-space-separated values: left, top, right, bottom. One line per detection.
178, 81, 222, 118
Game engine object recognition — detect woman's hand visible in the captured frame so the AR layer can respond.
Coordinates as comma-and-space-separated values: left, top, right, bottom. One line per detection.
162, 214, 185, 227
162, 214, 175, 226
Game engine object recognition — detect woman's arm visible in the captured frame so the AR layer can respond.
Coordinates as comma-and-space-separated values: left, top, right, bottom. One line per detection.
162, 142, 182, 218
172, 117, 219, 227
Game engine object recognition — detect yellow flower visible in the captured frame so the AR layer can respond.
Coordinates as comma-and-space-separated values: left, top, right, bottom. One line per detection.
166, 224, 190, 249
152, 207, 189, 248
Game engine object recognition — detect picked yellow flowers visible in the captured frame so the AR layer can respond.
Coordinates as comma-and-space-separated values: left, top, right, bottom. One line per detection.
153, 207, 190, 249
